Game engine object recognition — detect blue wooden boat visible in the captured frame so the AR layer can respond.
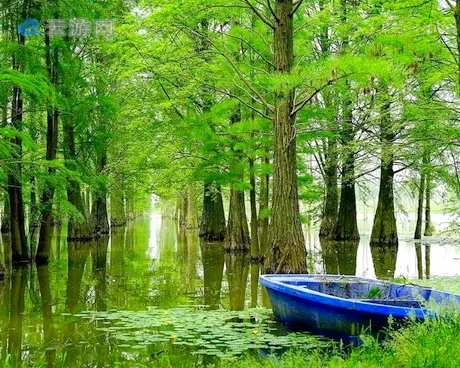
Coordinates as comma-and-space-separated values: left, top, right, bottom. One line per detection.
260, 274, 460, 342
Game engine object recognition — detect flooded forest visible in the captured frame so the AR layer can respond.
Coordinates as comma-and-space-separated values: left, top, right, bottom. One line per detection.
1, 0, 460, 367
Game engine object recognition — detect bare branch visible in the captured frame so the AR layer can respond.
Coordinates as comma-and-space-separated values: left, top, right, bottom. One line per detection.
292, 73, 352, 116
291, 0, 305, 16
266, 0, 278, 20
208, 85, 272, 120
241, 0, 275, 29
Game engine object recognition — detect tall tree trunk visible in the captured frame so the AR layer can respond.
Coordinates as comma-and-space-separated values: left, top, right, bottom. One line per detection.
37, 31, 60, 264
179, 194, 187, 227
265, 0, 307, 274
258, 156, 270, 256
334, 99, 359, 241
90, 150, 110, 235
200, 181, 226, 241
414, 170, 426, 240
8, 30, 28, 264
110, 189, 126, 227
424, 168, 434, 236
227, 188, 250, 251
29, 176, 39, 237
371, 112, 398, 247
249, 156, 260, 258
63, 116, 91, 240
185, 184, 199, 229
227, 104, 250, 251
1, 199, 10, 233
319, 137, 338, 238
0, 98, 9, 234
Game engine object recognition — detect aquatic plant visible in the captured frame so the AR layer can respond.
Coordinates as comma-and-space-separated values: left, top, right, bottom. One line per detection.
75, 307, 330, 358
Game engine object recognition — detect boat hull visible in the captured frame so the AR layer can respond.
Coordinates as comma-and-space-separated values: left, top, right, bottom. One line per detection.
260, 274, 445, 342
265, 285, 395, 341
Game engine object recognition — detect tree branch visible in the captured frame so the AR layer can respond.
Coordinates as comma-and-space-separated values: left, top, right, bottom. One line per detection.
292, 73, 352, 116
291, 0, 305, 16
241, 0, 275, 29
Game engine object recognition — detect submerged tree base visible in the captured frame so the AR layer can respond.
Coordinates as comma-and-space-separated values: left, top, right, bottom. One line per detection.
264, 241, 308, 274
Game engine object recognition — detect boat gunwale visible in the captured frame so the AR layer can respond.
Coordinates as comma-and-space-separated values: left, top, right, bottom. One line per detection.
260, 274, 427, 319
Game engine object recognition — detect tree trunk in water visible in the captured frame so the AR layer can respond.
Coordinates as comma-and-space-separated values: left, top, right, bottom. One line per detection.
320, 239, 358, 275
92, 236, 109, 311
29, 177, 39, 238
415, 242, 423, 279
371, 110, 398, 247
227, 188, 250, 251
185, 184, 199, 229
250, 263, 260, 307
110, 189, 126, 227
370, 245, 398, 278
37, 264, 56, 366
8, 33, 28, 264
63, 115, 91, 240
7, 266, 27, 362
200, 181, 226, 241
414, 171, 425, 240
334, 97, 359, 241
1, 95, 9, 235
90, 151, 109, 236
249, 157, 260, 258
201, 242, 225, 310
265, 0, 307, 274
37, 34, 59, 264
177, 195, 187, 228
258, 157, 270, 256
226, 253, 250, 311
424, 171, 434, 236
319, 138, 338, 238
90, 189, 110, 236
1, 199, 10, 233
425, 244, 431, 279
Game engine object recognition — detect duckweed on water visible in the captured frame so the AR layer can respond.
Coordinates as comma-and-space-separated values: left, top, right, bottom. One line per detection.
75, 307, 330, 358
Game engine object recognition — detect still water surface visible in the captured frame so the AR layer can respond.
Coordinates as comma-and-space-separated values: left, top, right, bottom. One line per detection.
0, 213, 459, 366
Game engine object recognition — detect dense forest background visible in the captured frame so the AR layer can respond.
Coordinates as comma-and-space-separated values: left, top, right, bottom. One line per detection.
1, 0, 460, 273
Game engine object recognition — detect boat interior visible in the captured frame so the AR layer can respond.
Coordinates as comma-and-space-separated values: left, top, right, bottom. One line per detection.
271, 276, 459, 307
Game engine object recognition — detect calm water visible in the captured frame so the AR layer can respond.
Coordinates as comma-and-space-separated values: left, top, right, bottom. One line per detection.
0, 213, 459, 366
